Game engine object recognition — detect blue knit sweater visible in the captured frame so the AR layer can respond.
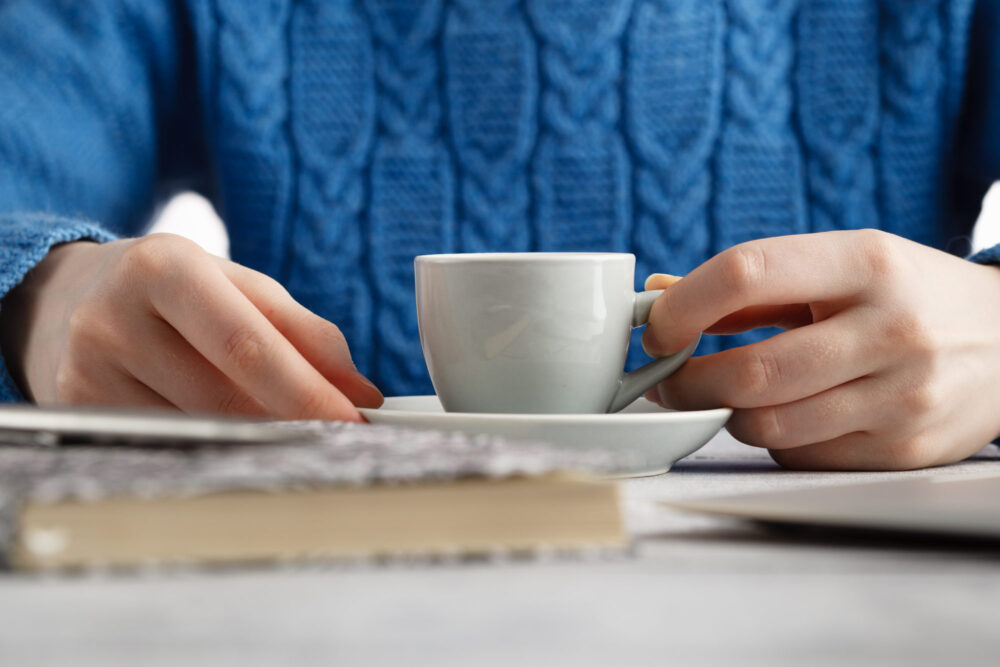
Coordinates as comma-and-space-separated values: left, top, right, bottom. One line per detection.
3, 0, 1000, 401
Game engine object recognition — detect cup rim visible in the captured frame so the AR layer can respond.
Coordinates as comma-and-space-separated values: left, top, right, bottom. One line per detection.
415, 252, 634, 264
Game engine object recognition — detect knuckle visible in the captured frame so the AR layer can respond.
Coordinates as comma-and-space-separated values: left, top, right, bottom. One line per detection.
260, 272, 290, 297
146, 232, 197, 253
223, 327, 270, 373
881, 309, 916, 343
733, 349, 780, 402
120, 234, 195, 281
66, 304, 106, 338
719, 243, 767, 294
729, 406, 786, 448
65, 306, 96, 342
248, 272, 293, 319
901, 382, 941, 418
907, 325, 938, 362
291, 390, 330, 420
215, 389, 260, 416
858, 229, 901, 280
884, 311, 936, 358
66, 305, 126, 357
322, 320, 347, 344
321, 322, 351, 357
53, 363, 88, 403
882, 436, 933, 471
120, 238, 170, 281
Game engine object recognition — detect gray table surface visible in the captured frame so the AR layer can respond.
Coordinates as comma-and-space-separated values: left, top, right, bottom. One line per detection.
1, 431, 999, 667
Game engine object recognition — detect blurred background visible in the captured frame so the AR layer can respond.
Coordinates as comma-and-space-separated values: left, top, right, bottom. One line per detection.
150, 192, 229, 257
150, 185, 1000, 260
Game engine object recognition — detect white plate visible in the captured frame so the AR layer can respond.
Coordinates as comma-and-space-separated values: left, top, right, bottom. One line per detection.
359, 396, 731, 477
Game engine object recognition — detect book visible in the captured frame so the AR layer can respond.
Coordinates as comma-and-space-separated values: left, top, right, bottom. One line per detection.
0, 419, 624, 571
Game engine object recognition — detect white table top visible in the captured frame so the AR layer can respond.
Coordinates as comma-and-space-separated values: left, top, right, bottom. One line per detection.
2, 431, 999, 666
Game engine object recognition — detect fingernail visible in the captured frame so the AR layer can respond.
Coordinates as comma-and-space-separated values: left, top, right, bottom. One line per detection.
644, 273, 682, 290
641, 331, 666, 357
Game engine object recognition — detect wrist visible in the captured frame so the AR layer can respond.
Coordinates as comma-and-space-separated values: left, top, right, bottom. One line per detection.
0, 241, 99, 399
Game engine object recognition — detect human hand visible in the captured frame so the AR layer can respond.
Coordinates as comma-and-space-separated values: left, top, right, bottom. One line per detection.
642, 230, 1000, 470
0, 234, 382, 420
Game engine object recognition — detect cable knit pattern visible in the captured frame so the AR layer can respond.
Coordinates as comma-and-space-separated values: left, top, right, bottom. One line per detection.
527, 0, 633, 252
0, 2, 170, 235
625, 0, 723, 367
714, 0, 805, 249
797, 0, 879, 233
213, 0, 293, 277
286, 0, 376, 373
627, 0, 722, 277
712, 0, 806, 352
879, 0, 945, 248
942, 1, 976, 130
0, 1, 994, 400
365, 0, 454, 395
444, 0, 536, 253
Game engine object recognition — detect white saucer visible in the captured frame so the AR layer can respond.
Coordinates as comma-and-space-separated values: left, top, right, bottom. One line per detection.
359, 396, 731, 477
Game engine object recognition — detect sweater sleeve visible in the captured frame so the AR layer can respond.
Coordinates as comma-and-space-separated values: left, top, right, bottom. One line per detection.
0, 1, 202, 402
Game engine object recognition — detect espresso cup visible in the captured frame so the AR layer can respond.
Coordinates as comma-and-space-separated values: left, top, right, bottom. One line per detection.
414, 253, 699, 414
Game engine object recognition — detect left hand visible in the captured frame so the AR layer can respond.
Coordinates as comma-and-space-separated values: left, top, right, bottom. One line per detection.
642, 229, 1000, 471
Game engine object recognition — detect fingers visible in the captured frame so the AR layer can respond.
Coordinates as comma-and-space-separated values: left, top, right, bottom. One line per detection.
652, 310, 878, 410
142, 250, 362, 421
643, 231, 882, 355
118, 316, 268, 417
647, 272, 813, 333
725, 377, 881, 450
729, 370, 965, 470
644, 273, 812, 352
704, 304, 814, 334
49, 362, 176, 411
92, 375, 177, 410
217, 260, 383, 409
767, 433, 946, 472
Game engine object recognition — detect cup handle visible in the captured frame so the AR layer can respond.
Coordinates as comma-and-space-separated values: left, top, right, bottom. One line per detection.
606, 290, 701, 414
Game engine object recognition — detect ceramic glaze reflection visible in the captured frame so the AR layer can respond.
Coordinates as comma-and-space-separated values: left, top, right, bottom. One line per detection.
415, 253, 696, 414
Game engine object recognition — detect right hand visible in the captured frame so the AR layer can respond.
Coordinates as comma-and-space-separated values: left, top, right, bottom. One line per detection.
0, 234, 382, 420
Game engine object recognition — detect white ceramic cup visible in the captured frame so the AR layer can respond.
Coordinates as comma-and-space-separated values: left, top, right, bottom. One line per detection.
415, 253, 699, 414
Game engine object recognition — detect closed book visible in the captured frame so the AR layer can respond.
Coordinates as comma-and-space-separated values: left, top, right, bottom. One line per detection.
0, 419, 624, 571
